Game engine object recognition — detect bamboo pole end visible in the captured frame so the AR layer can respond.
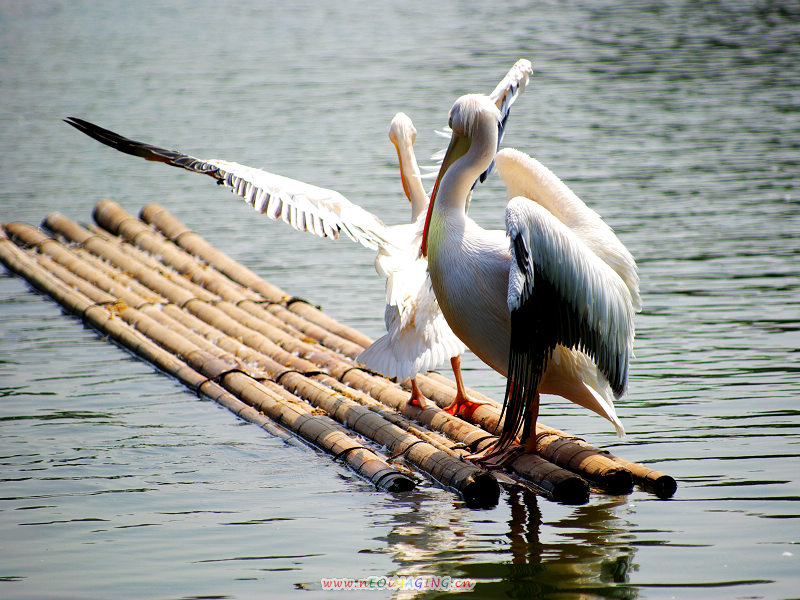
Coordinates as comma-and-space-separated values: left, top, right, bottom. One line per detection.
510, 453, 590, 505
370, 466, 416, 493
4, 221, 45, 249
139, 203, 168, 222
552, 477, 591, 505
643, 473, 678, 499
594, 468, 634, 496
459, 469, 501, 509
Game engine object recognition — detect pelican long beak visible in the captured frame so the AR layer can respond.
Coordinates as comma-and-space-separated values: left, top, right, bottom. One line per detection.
391, 139, 412, 203
421, 132, 471, 257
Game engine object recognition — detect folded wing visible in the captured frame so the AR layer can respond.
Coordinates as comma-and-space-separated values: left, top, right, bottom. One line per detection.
501, 197, 635, 446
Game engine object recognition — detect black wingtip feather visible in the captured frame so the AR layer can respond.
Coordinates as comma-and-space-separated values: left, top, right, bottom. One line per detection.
64, 116, 185, 165
63, 116, 222, 180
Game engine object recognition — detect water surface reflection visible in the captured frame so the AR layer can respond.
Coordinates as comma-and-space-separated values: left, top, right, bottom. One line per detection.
378, 490, 641, 599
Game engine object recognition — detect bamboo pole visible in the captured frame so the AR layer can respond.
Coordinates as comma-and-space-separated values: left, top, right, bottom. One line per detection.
90, 204, 486, 437
90, 203, 337, 348
590, 452, 676, 498
527, 423, 677, 497
94, 206, 634, 495
0, 224, 414, 493
132, 203, 484, 408
418, 393, 633, 494
133, 205, 491, 409
134, 204, 473, 415
509, 454, 590, 504
147, 267, 584, 502
144, 298, 499, 506
90, 206, 467, 422
22, 251, 304, 448
158, 303, 472, 461
415, 372, 674, 497
88, 202, 595, 502
404, 368, 635, 494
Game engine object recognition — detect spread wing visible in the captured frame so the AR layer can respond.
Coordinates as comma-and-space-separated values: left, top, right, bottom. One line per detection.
359, 217, 466, 380
63, 117, 397, 252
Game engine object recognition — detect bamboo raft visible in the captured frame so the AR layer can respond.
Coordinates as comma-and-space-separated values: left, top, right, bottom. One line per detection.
0, 201, 677, 506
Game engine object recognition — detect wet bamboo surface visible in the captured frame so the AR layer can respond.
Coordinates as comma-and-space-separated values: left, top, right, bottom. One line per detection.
1, 200, 675, 505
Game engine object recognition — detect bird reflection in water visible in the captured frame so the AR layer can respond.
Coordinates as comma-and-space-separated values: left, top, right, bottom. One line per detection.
380, 489, 638, 599
504, 489, 638, 598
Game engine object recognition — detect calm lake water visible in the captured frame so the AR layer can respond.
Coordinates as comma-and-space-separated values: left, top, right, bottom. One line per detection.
1, 1, 798, 598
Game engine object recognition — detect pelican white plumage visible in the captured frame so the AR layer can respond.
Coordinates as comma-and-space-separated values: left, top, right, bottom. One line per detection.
421, 94, 639, 456
64, 60, 532, 412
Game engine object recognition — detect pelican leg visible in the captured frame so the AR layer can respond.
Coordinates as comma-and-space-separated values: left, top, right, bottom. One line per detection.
520, 391, 541, 454
406, 377, 429, 409
443, 356, 491, 418
466, 391, 541, 468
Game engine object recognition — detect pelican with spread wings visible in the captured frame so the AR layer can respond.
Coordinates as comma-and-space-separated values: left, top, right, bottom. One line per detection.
421, 93, 640, 459
65, 60, 533, 414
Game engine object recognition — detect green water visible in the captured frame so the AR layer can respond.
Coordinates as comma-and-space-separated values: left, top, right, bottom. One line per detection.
1, 1, 798, 598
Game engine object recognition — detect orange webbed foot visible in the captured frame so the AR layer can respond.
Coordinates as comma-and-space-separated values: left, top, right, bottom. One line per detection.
443, 394, 491, 419
405, 378, 429, 410
444, 355, 491, 419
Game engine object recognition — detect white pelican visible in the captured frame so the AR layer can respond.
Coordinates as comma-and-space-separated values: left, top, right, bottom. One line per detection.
421, 94, 639, 457
63, 60, 533, 413
354, 111, 469, 408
